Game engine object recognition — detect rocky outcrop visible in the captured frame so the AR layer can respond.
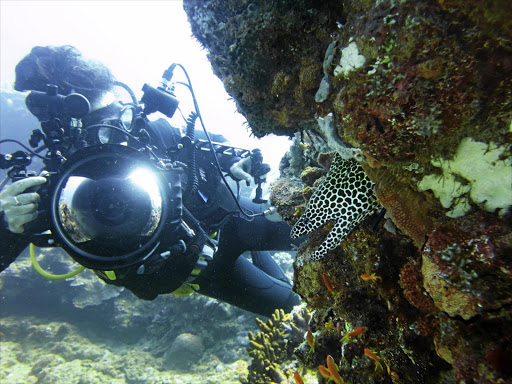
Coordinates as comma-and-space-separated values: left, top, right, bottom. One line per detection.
184, 0, 343, 137
183, 1, 512, 382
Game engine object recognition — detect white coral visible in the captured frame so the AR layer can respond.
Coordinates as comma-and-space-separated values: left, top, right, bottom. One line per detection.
333, 41, 366, 77
418, 137, 512, 217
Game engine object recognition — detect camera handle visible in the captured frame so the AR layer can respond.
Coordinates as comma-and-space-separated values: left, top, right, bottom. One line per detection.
252, 177, 268, 204
0, 151, 32, 170
248, 149, 270, 204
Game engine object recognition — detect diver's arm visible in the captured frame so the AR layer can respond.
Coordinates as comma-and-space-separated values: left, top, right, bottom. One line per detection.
229, 157, 252, 183
0, 177, 46, 272
228, 149, 270, 185
0, 217, 31, 272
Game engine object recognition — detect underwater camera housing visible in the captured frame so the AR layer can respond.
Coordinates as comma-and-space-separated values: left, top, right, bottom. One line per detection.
1, 79, 185, 270
49, 145, 183, 270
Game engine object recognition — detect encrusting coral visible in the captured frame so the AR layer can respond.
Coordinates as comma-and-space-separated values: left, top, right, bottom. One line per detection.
418, 137, 512, 218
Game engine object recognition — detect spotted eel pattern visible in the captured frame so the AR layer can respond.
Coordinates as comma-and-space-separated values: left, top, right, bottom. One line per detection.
291, 153, 380, 261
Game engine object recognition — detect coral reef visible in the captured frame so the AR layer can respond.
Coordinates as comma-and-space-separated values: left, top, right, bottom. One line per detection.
244, 306, 312, 384
183, 0, 512, 382
421, 213, 512, 321
270, 176, 306, 223
162, 332, 204, 370
0, 316, 248, 384
0, 249, 266, 382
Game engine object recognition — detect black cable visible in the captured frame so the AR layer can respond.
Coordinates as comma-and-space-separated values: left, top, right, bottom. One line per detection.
176, 106, 188, 124
182, 206, 208, 244
0, 139, 50, 160
209, 211, 240, 230
113, 81, 139, 105
174, 64, 262, 220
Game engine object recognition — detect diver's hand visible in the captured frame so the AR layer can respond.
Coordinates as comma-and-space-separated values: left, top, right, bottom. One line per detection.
229, 157, 253, 184
0, 177, 46, 233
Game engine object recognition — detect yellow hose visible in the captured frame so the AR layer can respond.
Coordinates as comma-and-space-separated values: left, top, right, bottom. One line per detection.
30, 243, 85, 280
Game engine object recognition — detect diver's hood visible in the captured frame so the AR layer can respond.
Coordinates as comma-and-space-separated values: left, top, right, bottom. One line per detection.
50, 144, 182, 270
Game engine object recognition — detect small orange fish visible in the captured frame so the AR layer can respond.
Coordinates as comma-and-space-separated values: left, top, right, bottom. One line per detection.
341, 326, 368, 343
364, 348, 384, 371
349, 326, 368, 337
318, 364, 331, 379
360, 273, 382, 283
321, 273, 335, 293
306, 330, 315, 353
375, 194, 397, 203
326, 355, 344, 384
293, 372, 305, 384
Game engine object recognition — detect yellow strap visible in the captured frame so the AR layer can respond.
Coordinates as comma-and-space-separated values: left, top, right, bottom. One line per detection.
171, 283, 200, 296
30, 243, 85, 280
93, 270, 117, 280
104, 270, 116, 280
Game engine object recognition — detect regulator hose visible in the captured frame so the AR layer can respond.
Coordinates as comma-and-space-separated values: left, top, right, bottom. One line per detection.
30, 243, 85, 280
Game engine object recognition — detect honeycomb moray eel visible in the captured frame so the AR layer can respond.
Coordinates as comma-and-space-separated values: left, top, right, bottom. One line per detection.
291, 153, 380, 261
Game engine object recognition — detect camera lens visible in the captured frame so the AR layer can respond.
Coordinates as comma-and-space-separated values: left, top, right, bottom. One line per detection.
52, 145, 168, 267
88, 178, 150, 228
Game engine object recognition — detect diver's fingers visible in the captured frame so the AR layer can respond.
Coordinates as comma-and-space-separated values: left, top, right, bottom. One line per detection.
6, 177, 47, 196
14, 192, 41, 206
0, 192, 41, 210
5, 210, 39, 234
4, 203, 39, 216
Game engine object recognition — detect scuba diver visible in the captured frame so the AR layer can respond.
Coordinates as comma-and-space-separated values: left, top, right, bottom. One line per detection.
0, 45, 301, 317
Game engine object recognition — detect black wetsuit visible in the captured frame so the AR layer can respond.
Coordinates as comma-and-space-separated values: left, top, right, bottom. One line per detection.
0, 117, 301, 317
